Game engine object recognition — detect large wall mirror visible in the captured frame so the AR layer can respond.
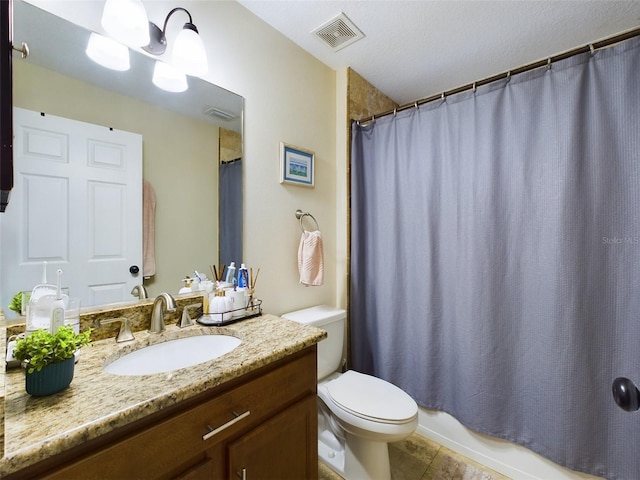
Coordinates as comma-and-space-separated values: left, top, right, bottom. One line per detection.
1, 0, 243, 316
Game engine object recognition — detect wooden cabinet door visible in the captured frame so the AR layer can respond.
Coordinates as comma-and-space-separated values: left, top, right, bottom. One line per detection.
174, 457, 215, 480
227, 395, 318, 480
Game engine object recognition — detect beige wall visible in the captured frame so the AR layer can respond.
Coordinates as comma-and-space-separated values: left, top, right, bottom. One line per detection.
13, 60, 219, 299
24, 0, 339, 315
168, 0, 339, 314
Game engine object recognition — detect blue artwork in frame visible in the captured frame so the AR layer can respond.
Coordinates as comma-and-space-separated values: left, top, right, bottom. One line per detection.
279, 142, 314, 187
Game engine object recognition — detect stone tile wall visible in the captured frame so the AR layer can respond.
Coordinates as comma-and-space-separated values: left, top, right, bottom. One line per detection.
347, 68, 397, 121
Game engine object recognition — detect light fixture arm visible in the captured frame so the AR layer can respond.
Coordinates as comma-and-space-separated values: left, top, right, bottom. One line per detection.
143, 7, 198, 56
161, 8, 195, 36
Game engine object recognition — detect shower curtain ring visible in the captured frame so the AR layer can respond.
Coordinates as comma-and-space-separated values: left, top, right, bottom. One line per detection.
546, 58, 552, 70
589, 44, 595, 56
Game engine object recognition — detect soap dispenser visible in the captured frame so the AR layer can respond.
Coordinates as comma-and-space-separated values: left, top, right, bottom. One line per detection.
179, 277, 193, 294
209, 289, 233, 323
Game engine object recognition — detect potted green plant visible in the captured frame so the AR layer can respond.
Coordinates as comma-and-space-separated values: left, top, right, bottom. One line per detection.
13, 326, 92, 396
8, 291, 29, 316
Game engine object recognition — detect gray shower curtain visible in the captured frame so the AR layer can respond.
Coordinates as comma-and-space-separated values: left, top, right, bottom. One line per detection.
350, 37, 640, 479
219, 159, 242, 267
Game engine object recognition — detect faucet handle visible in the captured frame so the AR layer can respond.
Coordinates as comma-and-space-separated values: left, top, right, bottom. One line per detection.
180, 303, 202, 328
100, 317, 135, 343
130, 284, 148, 299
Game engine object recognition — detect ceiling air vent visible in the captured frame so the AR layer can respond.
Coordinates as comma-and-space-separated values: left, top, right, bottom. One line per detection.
202, 106, 237, 121
312, 12, 365, 52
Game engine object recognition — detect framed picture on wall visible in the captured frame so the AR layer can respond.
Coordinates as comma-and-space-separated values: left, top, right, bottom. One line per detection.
279, 142, 314, 187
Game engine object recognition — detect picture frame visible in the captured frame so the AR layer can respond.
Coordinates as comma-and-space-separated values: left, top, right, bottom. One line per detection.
279, 142, 314, 187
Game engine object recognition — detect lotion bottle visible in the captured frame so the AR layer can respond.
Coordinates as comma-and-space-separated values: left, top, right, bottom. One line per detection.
238, 263, 248, 289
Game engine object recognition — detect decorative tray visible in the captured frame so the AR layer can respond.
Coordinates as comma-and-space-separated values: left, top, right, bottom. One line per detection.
196, 299, 262, 327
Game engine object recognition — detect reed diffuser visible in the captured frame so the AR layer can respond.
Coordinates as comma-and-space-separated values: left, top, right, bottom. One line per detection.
246, 267, 260, 311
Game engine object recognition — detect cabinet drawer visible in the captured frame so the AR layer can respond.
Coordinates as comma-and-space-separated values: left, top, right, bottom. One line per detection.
43, 348, 317, 480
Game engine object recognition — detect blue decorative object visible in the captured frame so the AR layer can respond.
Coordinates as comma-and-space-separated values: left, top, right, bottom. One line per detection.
25, 357, 75, 396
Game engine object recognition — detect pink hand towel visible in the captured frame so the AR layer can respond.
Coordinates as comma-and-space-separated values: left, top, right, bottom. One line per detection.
142, 180, 156, 278
298, 230, 324, 286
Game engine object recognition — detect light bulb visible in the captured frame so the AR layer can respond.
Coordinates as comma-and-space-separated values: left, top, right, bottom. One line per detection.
101, 0, 150, 47
152, 61, 188, 93
172, 25, 208, 77
86, 33, 130, 71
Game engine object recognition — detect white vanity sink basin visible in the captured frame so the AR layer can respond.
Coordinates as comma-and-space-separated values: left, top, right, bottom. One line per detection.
104, 335, 241, 376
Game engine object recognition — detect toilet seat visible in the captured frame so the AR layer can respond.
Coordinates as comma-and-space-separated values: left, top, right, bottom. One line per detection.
325, 370, 417, 424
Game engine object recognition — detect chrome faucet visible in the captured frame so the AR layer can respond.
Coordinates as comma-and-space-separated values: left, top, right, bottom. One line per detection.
130, 284, 148, 300
149, 293, 176, 333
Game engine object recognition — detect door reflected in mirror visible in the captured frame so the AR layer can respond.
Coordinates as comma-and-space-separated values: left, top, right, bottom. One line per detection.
2, 0, 243, 316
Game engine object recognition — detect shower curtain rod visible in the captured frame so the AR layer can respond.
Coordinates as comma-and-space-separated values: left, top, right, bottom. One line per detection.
221, 157, 241, 164
357, 26, 640, 125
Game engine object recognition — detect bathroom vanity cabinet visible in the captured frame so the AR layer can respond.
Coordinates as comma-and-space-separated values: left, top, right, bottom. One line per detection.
7, 346, 319, 480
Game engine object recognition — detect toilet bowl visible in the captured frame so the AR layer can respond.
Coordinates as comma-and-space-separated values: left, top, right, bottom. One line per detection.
321, 370, 418, 441
282, 306, 418, 480
319, 370, 419, 479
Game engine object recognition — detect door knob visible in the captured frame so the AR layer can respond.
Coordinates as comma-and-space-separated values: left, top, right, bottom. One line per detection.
129, 265, 140, 275
612, 377, 640, 412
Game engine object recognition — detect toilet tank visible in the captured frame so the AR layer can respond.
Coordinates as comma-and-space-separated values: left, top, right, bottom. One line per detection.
281, 305, 346, 381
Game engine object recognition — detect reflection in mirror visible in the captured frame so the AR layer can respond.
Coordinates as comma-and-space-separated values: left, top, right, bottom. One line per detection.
1, 0, 243, 316
219, 151, 243, 269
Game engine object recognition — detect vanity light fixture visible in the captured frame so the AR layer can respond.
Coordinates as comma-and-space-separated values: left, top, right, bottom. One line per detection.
142, 7, 208, 77
86, 32, 131, 71
152, 60, 188, 92
88, 1, 206, 90
101, 0, 150, 47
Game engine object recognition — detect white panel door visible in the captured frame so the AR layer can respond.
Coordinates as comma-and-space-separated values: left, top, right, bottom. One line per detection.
1, 107, 142, 311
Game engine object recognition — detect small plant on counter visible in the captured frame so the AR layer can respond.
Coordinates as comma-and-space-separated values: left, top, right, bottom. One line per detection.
14, 326, 92, 374
8, 291, 28, 314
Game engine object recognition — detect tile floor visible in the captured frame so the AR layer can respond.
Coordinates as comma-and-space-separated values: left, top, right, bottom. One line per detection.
318, 433, 511, 480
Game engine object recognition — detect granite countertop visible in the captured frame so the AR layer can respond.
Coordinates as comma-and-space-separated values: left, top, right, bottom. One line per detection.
0, 314, 326, 477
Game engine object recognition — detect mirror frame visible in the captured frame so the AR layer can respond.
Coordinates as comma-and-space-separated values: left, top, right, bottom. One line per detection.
0, 0, 13, 212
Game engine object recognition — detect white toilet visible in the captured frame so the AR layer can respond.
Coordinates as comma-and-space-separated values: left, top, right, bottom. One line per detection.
282, 305, 418, 480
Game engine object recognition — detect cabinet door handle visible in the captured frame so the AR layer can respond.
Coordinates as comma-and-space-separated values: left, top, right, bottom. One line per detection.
236, 467, 247, 480
203, 410, 251, 441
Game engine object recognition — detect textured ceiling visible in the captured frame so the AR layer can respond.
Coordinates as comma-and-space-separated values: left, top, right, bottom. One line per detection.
238, 1, 640, 105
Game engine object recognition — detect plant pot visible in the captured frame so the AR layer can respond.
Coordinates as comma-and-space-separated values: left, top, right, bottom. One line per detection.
25, 357, 75, 396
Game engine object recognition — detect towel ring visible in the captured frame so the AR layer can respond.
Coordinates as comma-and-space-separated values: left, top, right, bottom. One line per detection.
295, 209, 319, 232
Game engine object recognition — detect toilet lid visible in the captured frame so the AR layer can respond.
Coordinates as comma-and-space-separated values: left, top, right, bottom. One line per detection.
325, 370, 417, 423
